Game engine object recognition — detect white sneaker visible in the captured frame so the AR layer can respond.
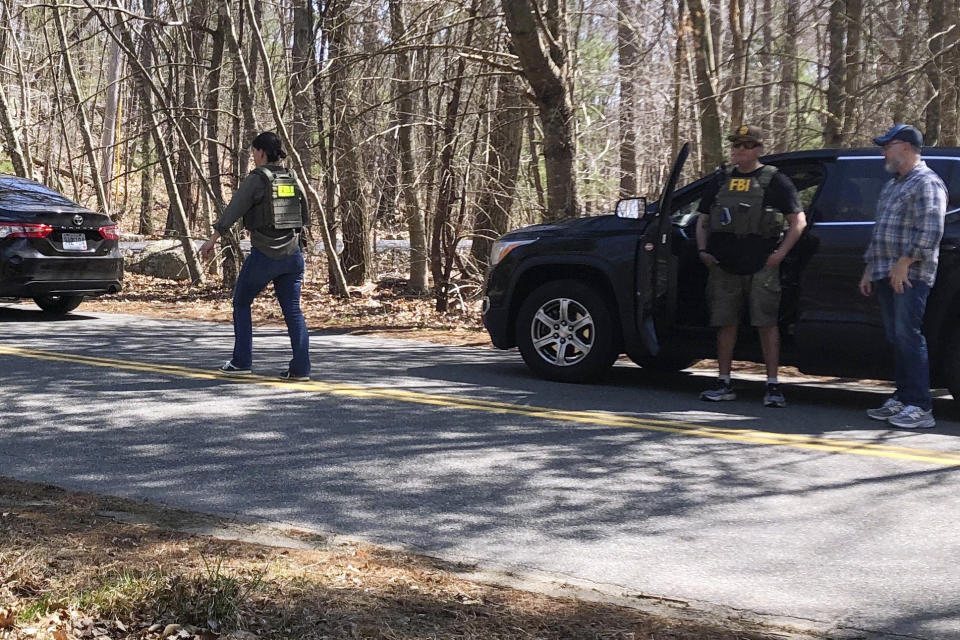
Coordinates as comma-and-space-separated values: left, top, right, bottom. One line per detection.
866, 397, 904, 421
887, 405, 935, 429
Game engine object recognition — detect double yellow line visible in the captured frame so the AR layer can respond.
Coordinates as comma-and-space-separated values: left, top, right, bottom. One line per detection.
3, 344, 960, 467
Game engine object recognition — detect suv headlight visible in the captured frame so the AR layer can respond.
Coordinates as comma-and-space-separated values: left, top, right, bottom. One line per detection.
490, 238, 537, 267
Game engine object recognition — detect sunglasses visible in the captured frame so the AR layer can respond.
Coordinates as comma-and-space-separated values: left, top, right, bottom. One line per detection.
732, 141, 760, 149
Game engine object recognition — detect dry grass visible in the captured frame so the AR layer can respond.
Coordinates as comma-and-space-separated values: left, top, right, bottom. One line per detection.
0, 478, 797, 640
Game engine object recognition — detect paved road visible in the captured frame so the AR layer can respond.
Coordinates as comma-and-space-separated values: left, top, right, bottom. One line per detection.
1, 306, 959, 639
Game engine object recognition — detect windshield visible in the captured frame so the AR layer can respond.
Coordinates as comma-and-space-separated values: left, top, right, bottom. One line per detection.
0, 175, 81, 209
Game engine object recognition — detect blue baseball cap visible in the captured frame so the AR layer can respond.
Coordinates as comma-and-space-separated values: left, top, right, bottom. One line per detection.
873, 124, 923, 147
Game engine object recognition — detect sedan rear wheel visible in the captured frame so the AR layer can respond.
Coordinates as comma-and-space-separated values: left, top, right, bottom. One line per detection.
516, 280, 617, 382
34, 294, 84, 315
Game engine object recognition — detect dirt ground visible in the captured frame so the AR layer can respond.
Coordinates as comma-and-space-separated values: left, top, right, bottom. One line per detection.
81, 253, 489, 347
0, 478, 807, 640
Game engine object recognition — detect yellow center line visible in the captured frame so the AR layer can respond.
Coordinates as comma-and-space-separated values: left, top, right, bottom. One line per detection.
2, 344, 960, 467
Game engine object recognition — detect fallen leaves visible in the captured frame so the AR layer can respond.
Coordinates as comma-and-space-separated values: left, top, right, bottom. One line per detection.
81, 265, 486, 347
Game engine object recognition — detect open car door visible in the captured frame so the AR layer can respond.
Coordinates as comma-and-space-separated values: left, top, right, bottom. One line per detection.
635, 142, 689, 357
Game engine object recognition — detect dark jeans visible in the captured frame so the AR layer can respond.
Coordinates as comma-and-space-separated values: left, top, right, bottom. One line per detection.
232, 248, 310, 376
876, 279, 931, 411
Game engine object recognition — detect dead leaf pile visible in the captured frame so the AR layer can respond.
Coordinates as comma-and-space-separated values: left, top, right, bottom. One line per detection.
83, 250, 486, 347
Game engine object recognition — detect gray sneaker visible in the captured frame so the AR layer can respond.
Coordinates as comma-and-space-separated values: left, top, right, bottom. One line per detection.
763, 383, 786, 408
700, 379, 736, 402
866, 397, 904, 421
887, 405, 936, 429
218, 360, 251, 376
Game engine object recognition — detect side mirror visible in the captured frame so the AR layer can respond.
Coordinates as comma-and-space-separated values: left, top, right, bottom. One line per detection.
616, 196, 647, 219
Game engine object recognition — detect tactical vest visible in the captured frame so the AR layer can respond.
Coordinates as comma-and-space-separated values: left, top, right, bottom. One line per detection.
243, 167, 306, 232
708, 164, 785, 239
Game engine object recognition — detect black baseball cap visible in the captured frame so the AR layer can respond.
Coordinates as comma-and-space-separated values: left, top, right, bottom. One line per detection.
727, 125, 764, 144
873, 124, 923, 148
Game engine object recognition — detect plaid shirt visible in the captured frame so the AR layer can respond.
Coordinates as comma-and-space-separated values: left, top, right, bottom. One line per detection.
864, 161, 947, 286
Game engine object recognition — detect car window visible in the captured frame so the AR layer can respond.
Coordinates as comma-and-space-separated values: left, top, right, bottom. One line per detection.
816, 158, 889, 222
0, 175, 78, 208
776, 163, 824, 213
925, 158, 960, 212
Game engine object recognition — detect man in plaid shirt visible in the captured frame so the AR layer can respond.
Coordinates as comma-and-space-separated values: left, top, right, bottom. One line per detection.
859, 124, 947, 429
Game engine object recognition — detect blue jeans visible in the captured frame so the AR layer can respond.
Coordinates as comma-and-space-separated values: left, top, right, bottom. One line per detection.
232, 248, 310, 377
876, 279, 931, 411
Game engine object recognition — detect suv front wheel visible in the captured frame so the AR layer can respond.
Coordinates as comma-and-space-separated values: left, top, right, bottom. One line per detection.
515, 280, 618, 382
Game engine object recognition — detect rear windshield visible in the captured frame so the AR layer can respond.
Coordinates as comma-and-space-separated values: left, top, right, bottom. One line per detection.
0, 175, 79, 209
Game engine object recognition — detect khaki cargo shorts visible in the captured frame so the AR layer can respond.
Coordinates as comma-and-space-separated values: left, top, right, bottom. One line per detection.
707, 264, 781, 327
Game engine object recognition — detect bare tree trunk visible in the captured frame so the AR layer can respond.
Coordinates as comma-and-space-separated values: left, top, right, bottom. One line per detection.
527, 114, 546, 216
842, 0, 862, 141
686, 0, 723, 171
940, 0, 960, 145
328, 0, 370, 286
772, 0, 798, 153
222, 0, 260, 178
137, 0, 155, 236
0, 83, 30, 177
389, 0, 429, 293
824, 0, 846, 146
672, 0, 686, 159
926, 0, 948, 145
432, 0, 479, 311
727, 0, 745, 128
894, 0, 921, 123
290, 0, 315, 174
502, 0, 579, 220
760, 0, 773, 134
52, 1, 109, 214
99, 36, 122, 209
470, 71, 524, 272
617, 0, 638, 196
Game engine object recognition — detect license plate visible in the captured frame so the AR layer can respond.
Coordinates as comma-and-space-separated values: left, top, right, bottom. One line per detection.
62, 232, 87, 251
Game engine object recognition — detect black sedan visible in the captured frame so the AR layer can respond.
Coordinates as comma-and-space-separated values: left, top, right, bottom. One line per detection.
0, 175, 122, 315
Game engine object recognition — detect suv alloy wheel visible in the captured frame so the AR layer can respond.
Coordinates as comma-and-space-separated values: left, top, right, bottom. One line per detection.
515, 280, 618, 382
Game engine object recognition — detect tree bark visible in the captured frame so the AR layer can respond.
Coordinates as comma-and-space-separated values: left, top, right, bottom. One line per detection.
772, 0, 798, 153
431, 0, 479, 310
617, 0, 638, 196
824, 0, 846, 146
727, 0, 745, 129
926, 0, 948, 145
502, 0, 579, 220
328, 0, 370, 286
470, 71, 524, 272
0, 82, 30, 177
686, 0, 723, 171
388, 0, 429, 293
99, 36, 122, 210
842, 0, 862, 142
893, 0, 921, 123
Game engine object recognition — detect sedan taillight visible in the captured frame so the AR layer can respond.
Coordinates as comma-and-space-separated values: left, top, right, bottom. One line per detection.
98, 224, 119, 240
0, 222, 54, 239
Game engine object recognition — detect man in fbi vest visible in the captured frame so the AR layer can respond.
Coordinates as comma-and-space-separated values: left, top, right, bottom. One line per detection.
695, 125, 807, 407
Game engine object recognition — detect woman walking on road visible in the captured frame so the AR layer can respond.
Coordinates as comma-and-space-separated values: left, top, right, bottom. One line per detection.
200, 131, 311, 381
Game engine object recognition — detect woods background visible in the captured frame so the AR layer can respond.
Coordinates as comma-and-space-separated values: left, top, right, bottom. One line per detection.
0, 0, 958, 307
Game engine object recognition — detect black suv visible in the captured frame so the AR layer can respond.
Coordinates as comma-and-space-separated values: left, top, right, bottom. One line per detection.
0, 175, 122, 315
482, 144, 960, 400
